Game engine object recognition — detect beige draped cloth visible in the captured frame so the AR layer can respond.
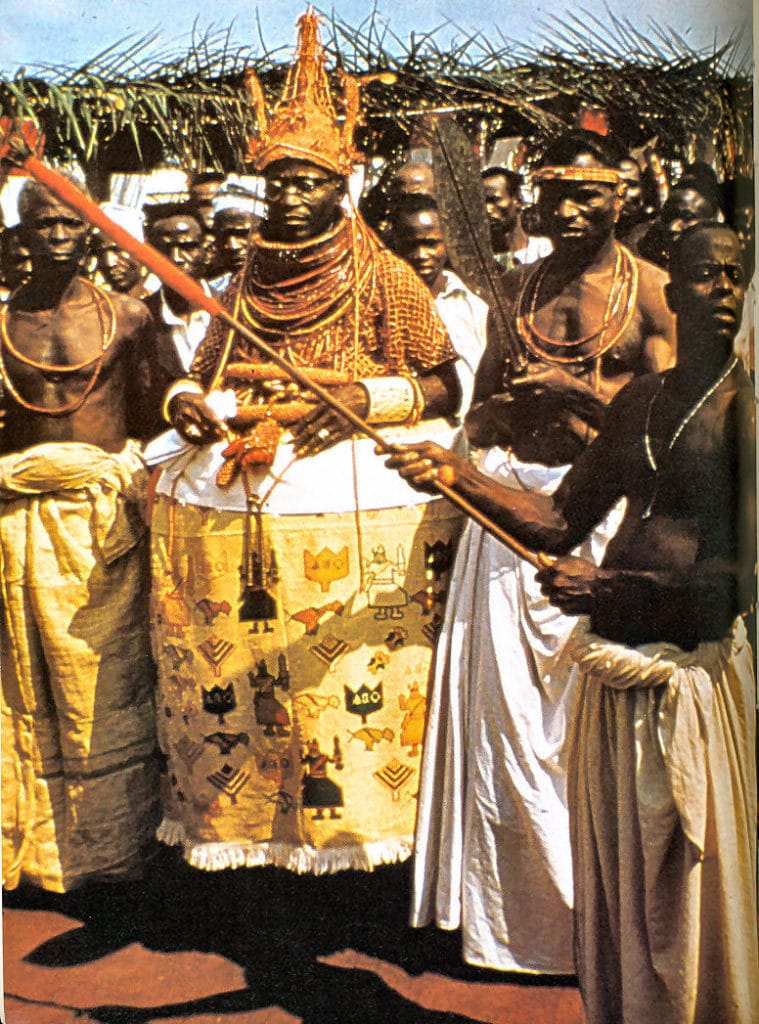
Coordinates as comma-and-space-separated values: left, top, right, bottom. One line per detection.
1, 442, 161, 892
568, 618, 758, 1024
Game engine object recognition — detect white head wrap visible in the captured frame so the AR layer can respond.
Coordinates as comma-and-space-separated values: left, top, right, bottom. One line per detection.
211, 181, 264, 218
96, 202, 145, 244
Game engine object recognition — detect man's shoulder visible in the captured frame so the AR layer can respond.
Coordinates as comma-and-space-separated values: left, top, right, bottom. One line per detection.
108, 289, 154, 335
438, 270, 488, 309
140, 288, 162, 319
630, 249, 670, 291
606, 369, 664, 421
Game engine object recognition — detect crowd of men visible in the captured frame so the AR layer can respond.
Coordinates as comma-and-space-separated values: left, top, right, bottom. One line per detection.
0, 11, 756, 1024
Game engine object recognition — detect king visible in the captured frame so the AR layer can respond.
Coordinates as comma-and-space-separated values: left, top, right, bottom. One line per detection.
148, 10, 464, 874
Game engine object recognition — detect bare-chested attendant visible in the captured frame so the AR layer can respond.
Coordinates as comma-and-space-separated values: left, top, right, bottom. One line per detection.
390, 222, 757, 1024
0, 178, 161, 894
408, 129, 676, 975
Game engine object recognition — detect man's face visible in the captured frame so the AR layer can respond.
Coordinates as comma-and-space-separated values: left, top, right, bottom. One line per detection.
1, 234, 32, 291
538, 155, 619, 253
661, 188, 714, 248
483, 175, 519, 246
149, 215, 204, 278
668, 228, 745, 344
189, 181, 222, 232
214, 209, 256, 273
92, 235, 142, 292
22, 198, 89, 271
393, 209, 447, 291
617, 159, 643, 222
264, 159, 344, 243
393, 163, 435, 198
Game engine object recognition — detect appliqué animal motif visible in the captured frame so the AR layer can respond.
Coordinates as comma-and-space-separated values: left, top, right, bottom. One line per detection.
293, 692, 341, 719
195, 598, 232, 626
203, 731, 250, 755
291, 599, 344, 636
367, 651, 390, 674
348, 726, 395, 751
264, 790, 295, 814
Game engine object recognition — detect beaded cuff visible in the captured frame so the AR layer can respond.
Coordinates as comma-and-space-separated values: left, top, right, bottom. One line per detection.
361, 376, 420, 425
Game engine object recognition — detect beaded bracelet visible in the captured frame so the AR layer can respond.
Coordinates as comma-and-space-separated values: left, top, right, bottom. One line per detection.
361, 376, 417, 425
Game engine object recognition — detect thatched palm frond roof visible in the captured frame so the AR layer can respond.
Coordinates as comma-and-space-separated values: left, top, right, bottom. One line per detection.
0, 9, 751, 182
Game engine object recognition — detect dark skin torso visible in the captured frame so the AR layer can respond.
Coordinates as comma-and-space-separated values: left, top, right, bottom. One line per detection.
1, 277, 156, 454
389, 226, 753, 650
555, 366, 754, 647
468, 240, 676, 466
388, 362, 754, 649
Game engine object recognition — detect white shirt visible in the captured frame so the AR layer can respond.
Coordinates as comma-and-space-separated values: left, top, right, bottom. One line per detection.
158, 282, 212, 373
434, 270, 489, 418
512, 235, 553, 265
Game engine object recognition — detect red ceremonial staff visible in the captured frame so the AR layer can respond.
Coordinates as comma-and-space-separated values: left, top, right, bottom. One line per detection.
0, 120, 548, 569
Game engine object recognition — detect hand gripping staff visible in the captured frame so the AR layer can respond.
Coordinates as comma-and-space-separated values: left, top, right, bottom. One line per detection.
0, 122, 549, 570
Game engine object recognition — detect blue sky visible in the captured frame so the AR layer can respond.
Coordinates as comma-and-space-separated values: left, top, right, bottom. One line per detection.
0, 0, 753, 72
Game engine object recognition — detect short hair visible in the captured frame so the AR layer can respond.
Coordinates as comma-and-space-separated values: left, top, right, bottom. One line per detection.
540, 129, 621, 170
17, 173, 90, 224
665, 182, 719, 221
668, 221, 737, 280
188, 171, 225, 189
677, 161, 723, 214
391, 193, 439, 222
481, 166, 522, 197
143, 202, 205, 237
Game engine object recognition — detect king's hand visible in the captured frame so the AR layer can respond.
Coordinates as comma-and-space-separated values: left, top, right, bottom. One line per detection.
170, 392, 227, 446
290, 384, 368, 458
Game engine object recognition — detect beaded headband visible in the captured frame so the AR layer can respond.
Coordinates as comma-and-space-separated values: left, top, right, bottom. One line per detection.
533, 166, 622, 186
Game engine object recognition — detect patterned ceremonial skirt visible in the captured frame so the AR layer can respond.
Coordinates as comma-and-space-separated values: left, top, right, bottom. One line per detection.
148, 424, 462, 873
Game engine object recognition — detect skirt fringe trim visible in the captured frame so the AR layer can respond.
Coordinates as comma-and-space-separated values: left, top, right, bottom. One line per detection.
156, 818, 413, 874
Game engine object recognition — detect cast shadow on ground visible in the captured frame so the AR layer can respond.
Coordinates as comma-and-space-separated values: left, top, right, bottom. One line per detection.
8, 847, 554, 1023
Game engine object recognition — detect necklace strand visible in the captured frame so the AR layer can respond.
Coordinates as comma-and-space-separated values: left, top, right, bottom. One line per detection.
0, 278, 117, 417
641, 355, 738, 518
515, 243, 639, 367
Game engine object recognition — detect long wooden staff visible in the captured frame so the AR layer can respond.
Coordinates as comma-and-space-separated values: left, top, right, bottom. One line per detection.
0, 128, 546, 569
